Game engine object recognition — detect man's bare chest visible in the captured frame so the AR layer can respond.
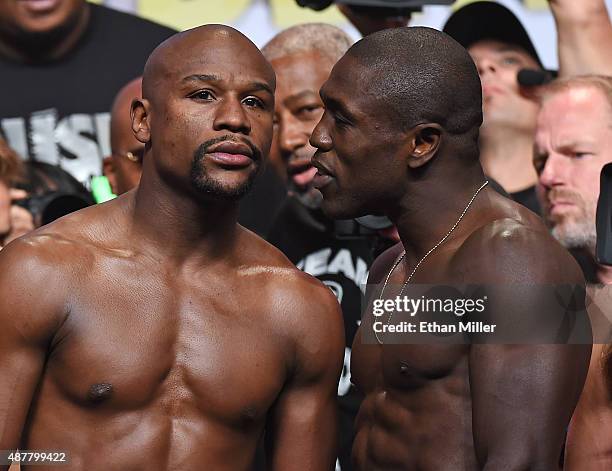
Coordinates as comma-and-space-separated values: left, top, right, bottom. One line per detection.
43, 271, 286, 424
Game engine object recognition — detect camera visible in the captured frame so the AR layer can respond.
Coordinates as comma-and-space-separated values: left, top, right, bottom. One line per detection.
596, 163, 612, 266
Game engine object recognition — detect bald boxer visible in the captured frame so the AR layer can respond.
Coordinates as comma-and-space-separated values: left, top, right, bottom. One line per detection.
0, 25, 344, 471
309, 27, 590, 470
534, 75, 612, 470
103, 77, 144, 196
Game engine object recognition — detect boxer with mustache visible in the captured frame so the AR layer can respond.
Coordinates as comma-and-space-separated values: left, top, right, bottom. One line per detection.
0, 25, 343, 471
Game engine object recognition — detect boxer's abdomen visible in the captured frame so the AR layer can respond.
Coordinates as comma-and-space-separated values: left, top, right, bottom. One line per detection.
351, 330, 477, 470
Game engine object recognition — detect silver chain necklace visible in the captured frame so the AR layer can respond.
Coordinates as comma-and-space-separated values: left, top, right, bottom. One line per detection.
374, 180, 489, 345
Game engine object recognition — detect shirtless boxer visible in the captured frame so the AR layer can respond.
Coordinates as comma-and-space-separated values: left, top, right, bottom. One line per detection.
309, 27, 591, 470
0, 25, 344, 471
533, 75, 612, 470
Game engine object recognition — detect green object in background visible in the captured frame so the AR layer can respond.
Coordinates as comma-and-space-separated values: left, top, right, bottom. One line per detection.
91, 176, 116, 203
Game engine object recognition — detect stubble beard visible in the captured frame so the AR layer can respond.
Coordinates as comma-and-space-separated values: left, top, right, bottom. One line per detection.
190, 146, 260, 201
548, 190, 597, 254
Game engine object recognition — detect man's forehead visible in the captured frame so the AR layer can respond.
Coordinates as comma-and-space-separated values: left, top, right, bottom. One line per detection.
538, 93, 612, 144
545, 87, 611, 119
323, 55, 361, 96
169, 50, 273, 80
144, 25, 274, 93
469, 39, 534, 59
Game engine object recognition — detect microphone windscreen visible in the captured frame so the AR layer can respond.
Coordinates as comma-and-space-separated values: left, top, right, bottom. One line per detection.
518, 68, 554, 87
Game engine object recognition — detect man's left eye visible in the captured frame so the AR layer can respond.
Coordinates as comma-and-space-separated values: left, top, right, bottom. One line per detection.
243, 97, 264, 108
501, 56, 520, 66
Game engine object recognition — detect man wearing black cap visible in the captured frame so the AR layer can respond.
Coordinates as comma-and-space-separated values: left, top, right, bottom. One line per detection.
444, 1, 544, 214
297, 1, 454, 37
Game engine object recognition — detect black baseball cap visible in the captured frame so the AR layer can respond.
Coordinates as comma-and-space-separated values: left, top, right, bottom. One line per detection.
443, 1, 542, 67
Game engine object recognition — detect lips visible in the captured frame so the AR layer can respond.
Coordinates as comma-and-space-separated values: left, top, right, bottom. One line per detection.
549, 200, 576, 215
206, 141, 254, 168
18, 0, 61, 14
482, 84, 506, 100
311, 159, 335, 189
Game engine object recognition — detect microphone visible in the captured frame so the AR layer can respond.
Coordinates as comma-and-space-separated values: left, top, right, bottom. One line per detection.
517, 68, 558, 87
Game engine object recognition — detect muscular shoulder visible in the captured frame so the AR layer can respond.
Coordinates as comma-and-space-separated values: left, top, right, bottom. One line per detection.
368, 242, 404, 284
0, 233, 82, 346
455, 216, 584, 284
0, 200, 127, 317
2, 201, 119, 275
236, 228, 345, 361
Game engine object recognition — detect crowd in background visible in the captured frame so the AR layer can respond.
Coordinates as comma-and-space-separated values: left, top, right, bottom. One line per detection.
1, 0, 612, 470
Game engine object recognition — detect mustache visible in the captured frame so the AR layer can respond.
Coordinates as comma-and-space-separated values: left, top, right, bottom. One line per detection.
547, 187, 584, 205
194, 135, 262, 162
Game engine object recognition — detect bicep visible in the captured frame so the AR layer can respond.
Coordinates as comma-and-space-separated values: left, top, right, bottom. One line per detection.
266, 377, 339, 471
469, 284, 591, 468
266, 292, 344, 471
470, 343, 590, 467
0, 324, 47, 451
0, 243, 61, 453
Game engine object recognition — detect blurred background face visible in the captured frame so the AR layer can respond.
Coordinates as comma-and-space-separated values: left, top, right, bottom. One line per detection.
0, 0, 85, 35
271, 50, 334, 197
0, 180, 10, 236
469, 39, 540, 132
534, 86, 612, 251
104, 78, 145, 196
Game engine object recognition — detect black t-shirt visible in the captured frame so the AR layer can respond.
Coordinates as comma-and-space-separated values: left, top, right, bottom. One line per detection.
268, 196, 379, 471
511, 185, 541, 215
238, 164, 286, 237
0, 4, 175, 184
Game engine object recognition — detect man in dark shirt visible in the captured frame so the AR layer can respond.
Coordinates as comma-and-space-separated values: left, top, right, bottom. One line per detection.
443, 1, 543, 213
0, 0, 175, 185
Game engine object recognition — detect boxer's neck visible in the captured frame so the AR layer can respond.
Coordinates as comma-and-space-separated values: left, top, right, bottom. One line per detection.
131, 172, 240, 262
390, 168, 486, 262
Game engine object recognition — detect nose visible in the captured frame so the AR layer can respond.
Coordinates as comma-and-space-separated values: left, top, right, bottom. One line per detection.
279, 113, 309, 157
475, 56, 497, 78
538, 154, 566, 189
309, 112, 333, 153
213, 97, 251, 134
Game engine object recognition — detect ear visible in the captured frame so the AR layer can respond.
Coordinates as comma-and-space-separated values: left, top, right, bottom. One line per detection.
102, 156, 118, 196
131, 98, 151, 144
405, 124, 442, 169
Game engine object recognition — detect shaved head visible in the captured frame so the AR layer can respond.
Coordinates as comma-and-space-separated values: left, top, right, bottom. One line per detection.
310, 27, 485, 219
132, 24, 276, 202
142, 25, 275, 105
345, 27, 482, 145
